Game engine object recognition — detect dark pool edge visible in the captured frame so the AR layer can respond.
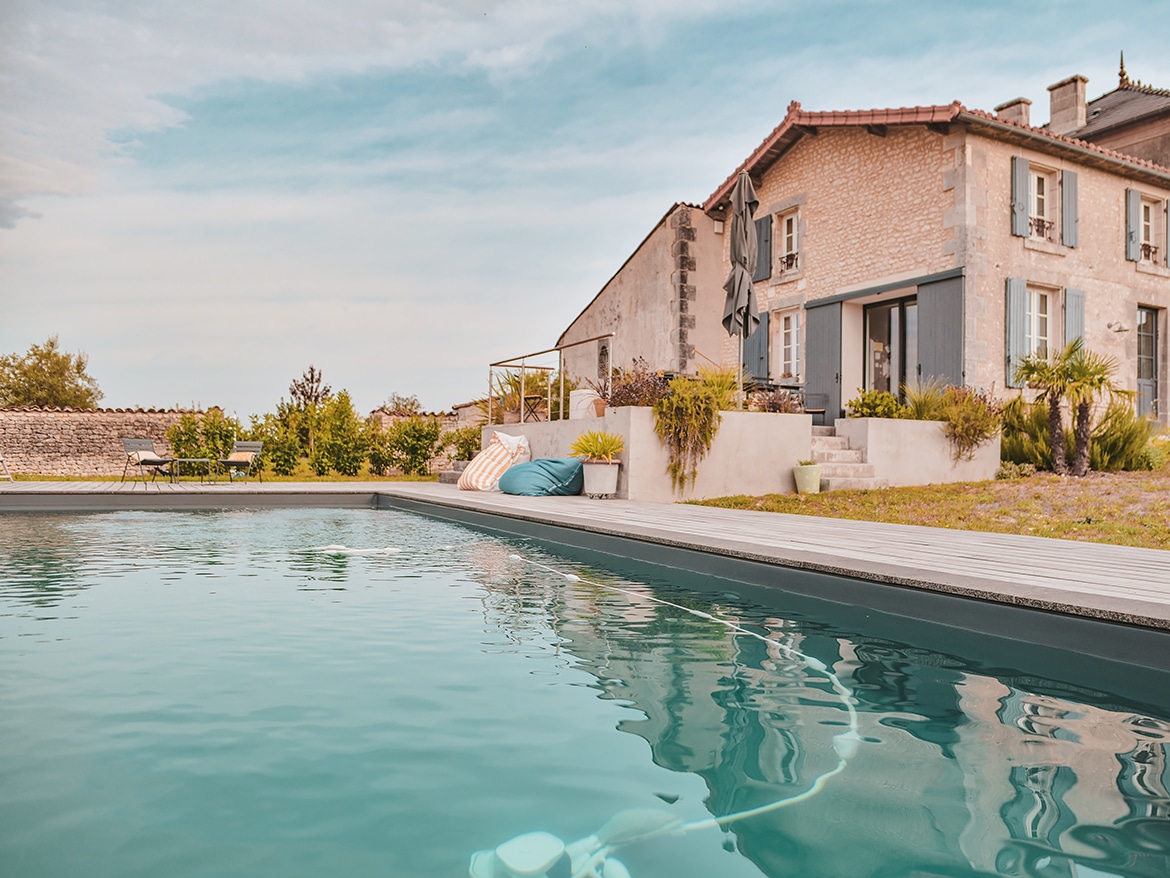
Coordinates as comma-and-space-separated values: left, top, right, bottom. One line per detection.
0, 490, 382, 512
376, 492, 1170, 680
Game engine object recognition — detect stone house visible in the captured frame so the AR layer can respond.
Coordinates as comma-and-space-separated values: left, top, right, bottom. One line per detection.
699, 65, 1170, 423
557, 202, 725, 385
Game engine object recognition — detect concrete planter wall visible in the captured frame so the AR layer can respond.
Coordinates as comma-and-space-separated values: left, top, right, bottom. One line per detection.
485, 407, 813, 502
832, 417, 1000, 486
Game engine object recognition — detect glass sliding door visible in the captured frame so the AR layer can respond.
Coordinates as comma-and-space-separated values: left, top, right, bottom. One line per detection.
1137, 307, 1159, 418
865, 297, 918, 397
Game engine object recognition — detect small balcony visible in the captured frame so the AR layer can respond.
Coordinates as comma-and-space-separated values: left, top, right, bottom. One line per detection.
1029, 217, 1055, 242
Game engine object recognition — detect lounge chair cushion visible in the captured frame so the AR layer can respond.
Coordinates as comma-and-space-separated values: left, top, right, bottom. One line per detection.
224, 451, 256, 464
130, 450, 169, 464
458, 432, 531, 491
498, 458, 583, 496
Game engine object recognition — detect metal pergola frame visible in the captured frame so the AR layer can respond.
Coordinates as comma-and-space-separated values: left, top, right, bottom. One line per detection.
487, 333, 615, 424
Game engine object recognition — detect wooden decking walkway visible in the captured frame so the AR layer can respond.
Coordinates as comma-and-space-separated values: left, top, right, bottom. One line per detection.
2, 479, 1168, 632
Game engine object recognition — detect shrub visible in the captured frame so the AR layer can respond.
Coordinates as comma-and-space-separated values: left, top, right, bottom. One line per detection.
653, 375, 723, 492
901, 376, 949, 421
1001, 397, 1058, 469
442, 425, 483, 461
698, 365, 741, 411
940, 386, 1002, 462
312, 391, 367, 476
996, 461, 1036, 480
166, 409, 242, 462
385, 415, 444, 476
607, 358, 670, 408
366, 421, 393, 477
1089, 403, 1158, 472
846, 389, 905, 419
748, 388, 803, 413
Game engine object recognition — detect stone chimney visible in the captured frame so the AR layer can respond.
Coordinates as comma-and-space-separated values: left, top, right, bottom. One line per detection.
1047, 75, 1088, 135
994, 97, 1032, 127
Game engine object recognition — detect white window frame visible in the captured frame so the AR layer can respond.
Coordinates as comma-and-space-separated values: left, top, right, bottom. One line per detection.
777, 209, 799, 273
1029, 168, 1057, 241
1139, 196, 1163, 264
1025, 286, 1052, 358
779, 310, 801, 380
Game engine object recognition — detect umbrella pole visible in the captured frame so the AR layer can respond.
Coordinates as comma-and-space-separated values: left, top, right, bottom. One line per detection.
737, 331, 745, 410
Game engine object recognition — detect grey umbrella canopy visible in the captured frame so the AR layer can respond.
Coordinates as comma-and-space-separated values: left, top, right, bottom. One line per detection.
721, 170, 760, 340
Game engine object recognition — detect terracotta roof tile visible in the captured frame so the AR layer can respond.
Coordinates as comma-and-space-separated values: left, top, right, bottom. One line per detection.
703, 98, 1170, 213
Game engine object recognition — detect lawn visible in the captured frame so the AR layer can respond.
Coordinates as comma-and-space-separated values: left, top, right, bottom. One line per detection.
696, 470, 1170, 550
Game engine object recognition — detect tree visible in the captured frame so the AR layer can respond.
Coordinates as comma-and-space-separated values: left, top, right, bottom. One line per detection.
1014, 340, 1077, 476
288, 365, 332, 454
310, 391, 367, 476
383, 392, 421, 415
0, 335, 103, 408
1064, 345, 1129, 477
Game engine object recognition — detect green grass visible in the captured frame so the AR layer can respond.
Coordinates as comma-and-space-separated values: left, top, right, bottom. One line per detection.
694, 470, 1170, 550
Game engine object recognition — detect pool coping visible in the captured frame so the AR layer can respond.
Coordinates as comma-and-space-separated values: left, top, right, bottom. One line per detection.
4, 479, 1169, 638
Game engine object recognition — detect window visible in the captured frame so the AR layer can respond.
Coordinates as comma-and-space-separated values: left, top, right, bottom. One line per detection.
778, 210, 799, 273
1029, 168, 1057, 241
1025, 287, 1050, 358
1127, 189, 1167, 265
1140, 197, 1163, 264
780, 310, 800, 379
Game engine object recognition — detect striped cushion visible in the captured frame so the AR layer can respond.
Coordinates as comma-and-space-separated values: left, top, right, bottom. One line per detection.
458, 433, 527, 491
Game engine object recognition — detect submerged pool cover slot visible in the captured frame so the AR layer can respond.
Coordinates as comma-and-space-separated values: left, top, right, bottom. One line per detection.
468, 553, 864, 878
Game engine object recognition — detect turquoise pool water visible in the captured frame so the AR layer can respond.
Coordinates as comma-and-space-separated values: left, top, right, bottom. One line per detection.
1, 508, 1168, 877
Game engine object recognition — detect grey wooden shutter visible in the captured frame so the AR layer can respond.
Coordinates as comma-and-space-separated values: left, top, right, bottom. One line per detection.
1064, 288, 1084, 345
1061, 170, 1078, 248
1126, 188, 1141, 261
1005, 278, 1028, 388
753, 216, 772, 282
805, 302, 842, 422
1011, 156, 1030, 237
742, 310, 769, 380
1165, 201, 1169, 267
917, 275, 964, 386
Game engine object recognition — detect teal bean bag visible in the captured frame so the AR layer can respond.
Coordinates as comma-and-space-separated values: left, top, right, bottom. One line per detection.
498, 457, 584, 496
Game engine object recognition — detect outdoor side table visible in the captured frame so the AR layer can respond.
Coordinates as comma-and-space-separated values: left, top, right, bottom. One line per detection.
172, 458, 214, 484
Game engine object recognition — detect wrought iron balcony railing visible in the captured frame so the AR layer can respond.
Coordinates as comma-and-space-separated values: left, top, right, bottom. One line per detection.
1141, 242, 1160, 262
1030, 217, 1055, 241
779, 252, 799, 272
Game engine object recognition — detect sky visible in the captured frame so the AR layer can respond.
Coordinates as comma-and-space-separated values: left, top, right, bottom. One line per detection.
2, 1, 1168, 419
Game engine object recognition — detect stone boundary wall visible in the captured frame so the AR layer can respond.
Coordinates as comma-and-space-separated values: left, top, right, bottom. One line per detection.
0, 408, 198, 477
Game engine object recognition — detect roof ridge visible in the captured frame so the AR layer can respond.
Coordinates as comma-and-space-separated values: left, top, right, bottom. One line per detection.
1120, 79, 1170, 98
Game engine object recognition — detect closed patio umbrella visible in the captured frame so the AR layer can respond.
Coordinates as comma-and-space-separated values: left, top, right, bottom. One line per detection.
722, 170, 760, 407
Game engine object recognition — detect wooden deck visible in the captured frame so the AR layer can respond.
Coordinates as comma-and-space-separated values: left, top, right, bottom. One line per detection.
2, 479, 1168, 632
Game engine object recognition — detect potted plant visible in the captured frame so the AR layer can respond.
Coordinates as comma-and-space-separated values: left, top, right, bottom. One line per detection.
793, 459, 821, 494
569, 430, 625, 498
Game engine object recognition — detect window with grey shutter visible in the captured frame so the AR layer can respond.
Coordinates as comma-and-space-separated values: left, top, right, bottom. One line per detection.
753, 216, 772, 282
1005, 278, 1028, 387
1126, 188, 1141, 261
1011, 156, 1030, 237
1064, 288, 1084, 345
1061, 171, 1078, 248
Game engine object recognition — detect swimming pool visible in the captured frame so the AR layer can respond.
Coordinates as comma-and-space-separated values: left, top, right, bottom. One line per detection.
1, 507, 1167, 877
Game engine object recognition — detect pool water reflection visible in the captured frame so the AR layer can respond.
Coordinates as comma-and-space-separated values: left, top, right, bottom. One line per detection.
0, 508, 1167, 878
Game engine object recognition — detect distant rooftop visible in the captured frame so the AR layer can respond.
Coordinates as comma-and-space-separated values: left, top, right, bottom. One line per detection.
1070, 56, 1170, 139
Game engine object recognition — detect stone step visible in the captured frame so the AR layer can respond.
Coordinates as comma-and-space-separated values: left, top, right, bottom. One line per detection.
812, 448, 865, 463
810, 435, 850, 450
821, 477, 890, 492
811, 425, 837, 437
817, 462, 876, 478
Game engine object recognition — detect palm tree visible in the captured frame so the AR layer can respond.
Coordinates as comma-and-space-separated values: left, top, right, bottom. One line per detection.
1014, 340, 1079, 476
1064, 345, 1131, 477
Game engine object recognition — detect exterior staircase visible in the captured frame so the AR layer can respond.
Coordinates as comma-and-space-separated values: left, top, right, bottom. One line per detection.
811, 425, 889, 492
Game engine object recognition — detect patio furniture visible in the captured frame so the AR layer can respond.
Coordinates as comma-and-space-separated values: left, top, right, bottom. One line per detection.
218, 441, 263, 483
802, 392, 828, 426
121, 439, 175, 489
172, 457, 214, 484
1, 452, 12, 481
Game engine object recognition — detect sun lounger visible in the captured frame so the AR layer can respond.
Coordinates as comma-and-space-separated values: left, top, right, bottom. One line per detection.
1, 452, 13, 481
121, 439, 175, 488
218, 441, 263, 483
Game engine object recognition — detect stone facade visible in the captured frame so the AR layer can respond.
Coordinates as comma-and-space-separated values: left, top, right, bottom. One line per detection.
558, 202, 725, 384
704, 99, 1170, 424
0, 408, 198, 477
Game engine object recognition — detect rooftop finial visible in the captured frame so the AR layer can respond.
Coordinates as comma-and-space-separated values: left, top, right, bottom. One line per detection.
1119, 51, 1130, 87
